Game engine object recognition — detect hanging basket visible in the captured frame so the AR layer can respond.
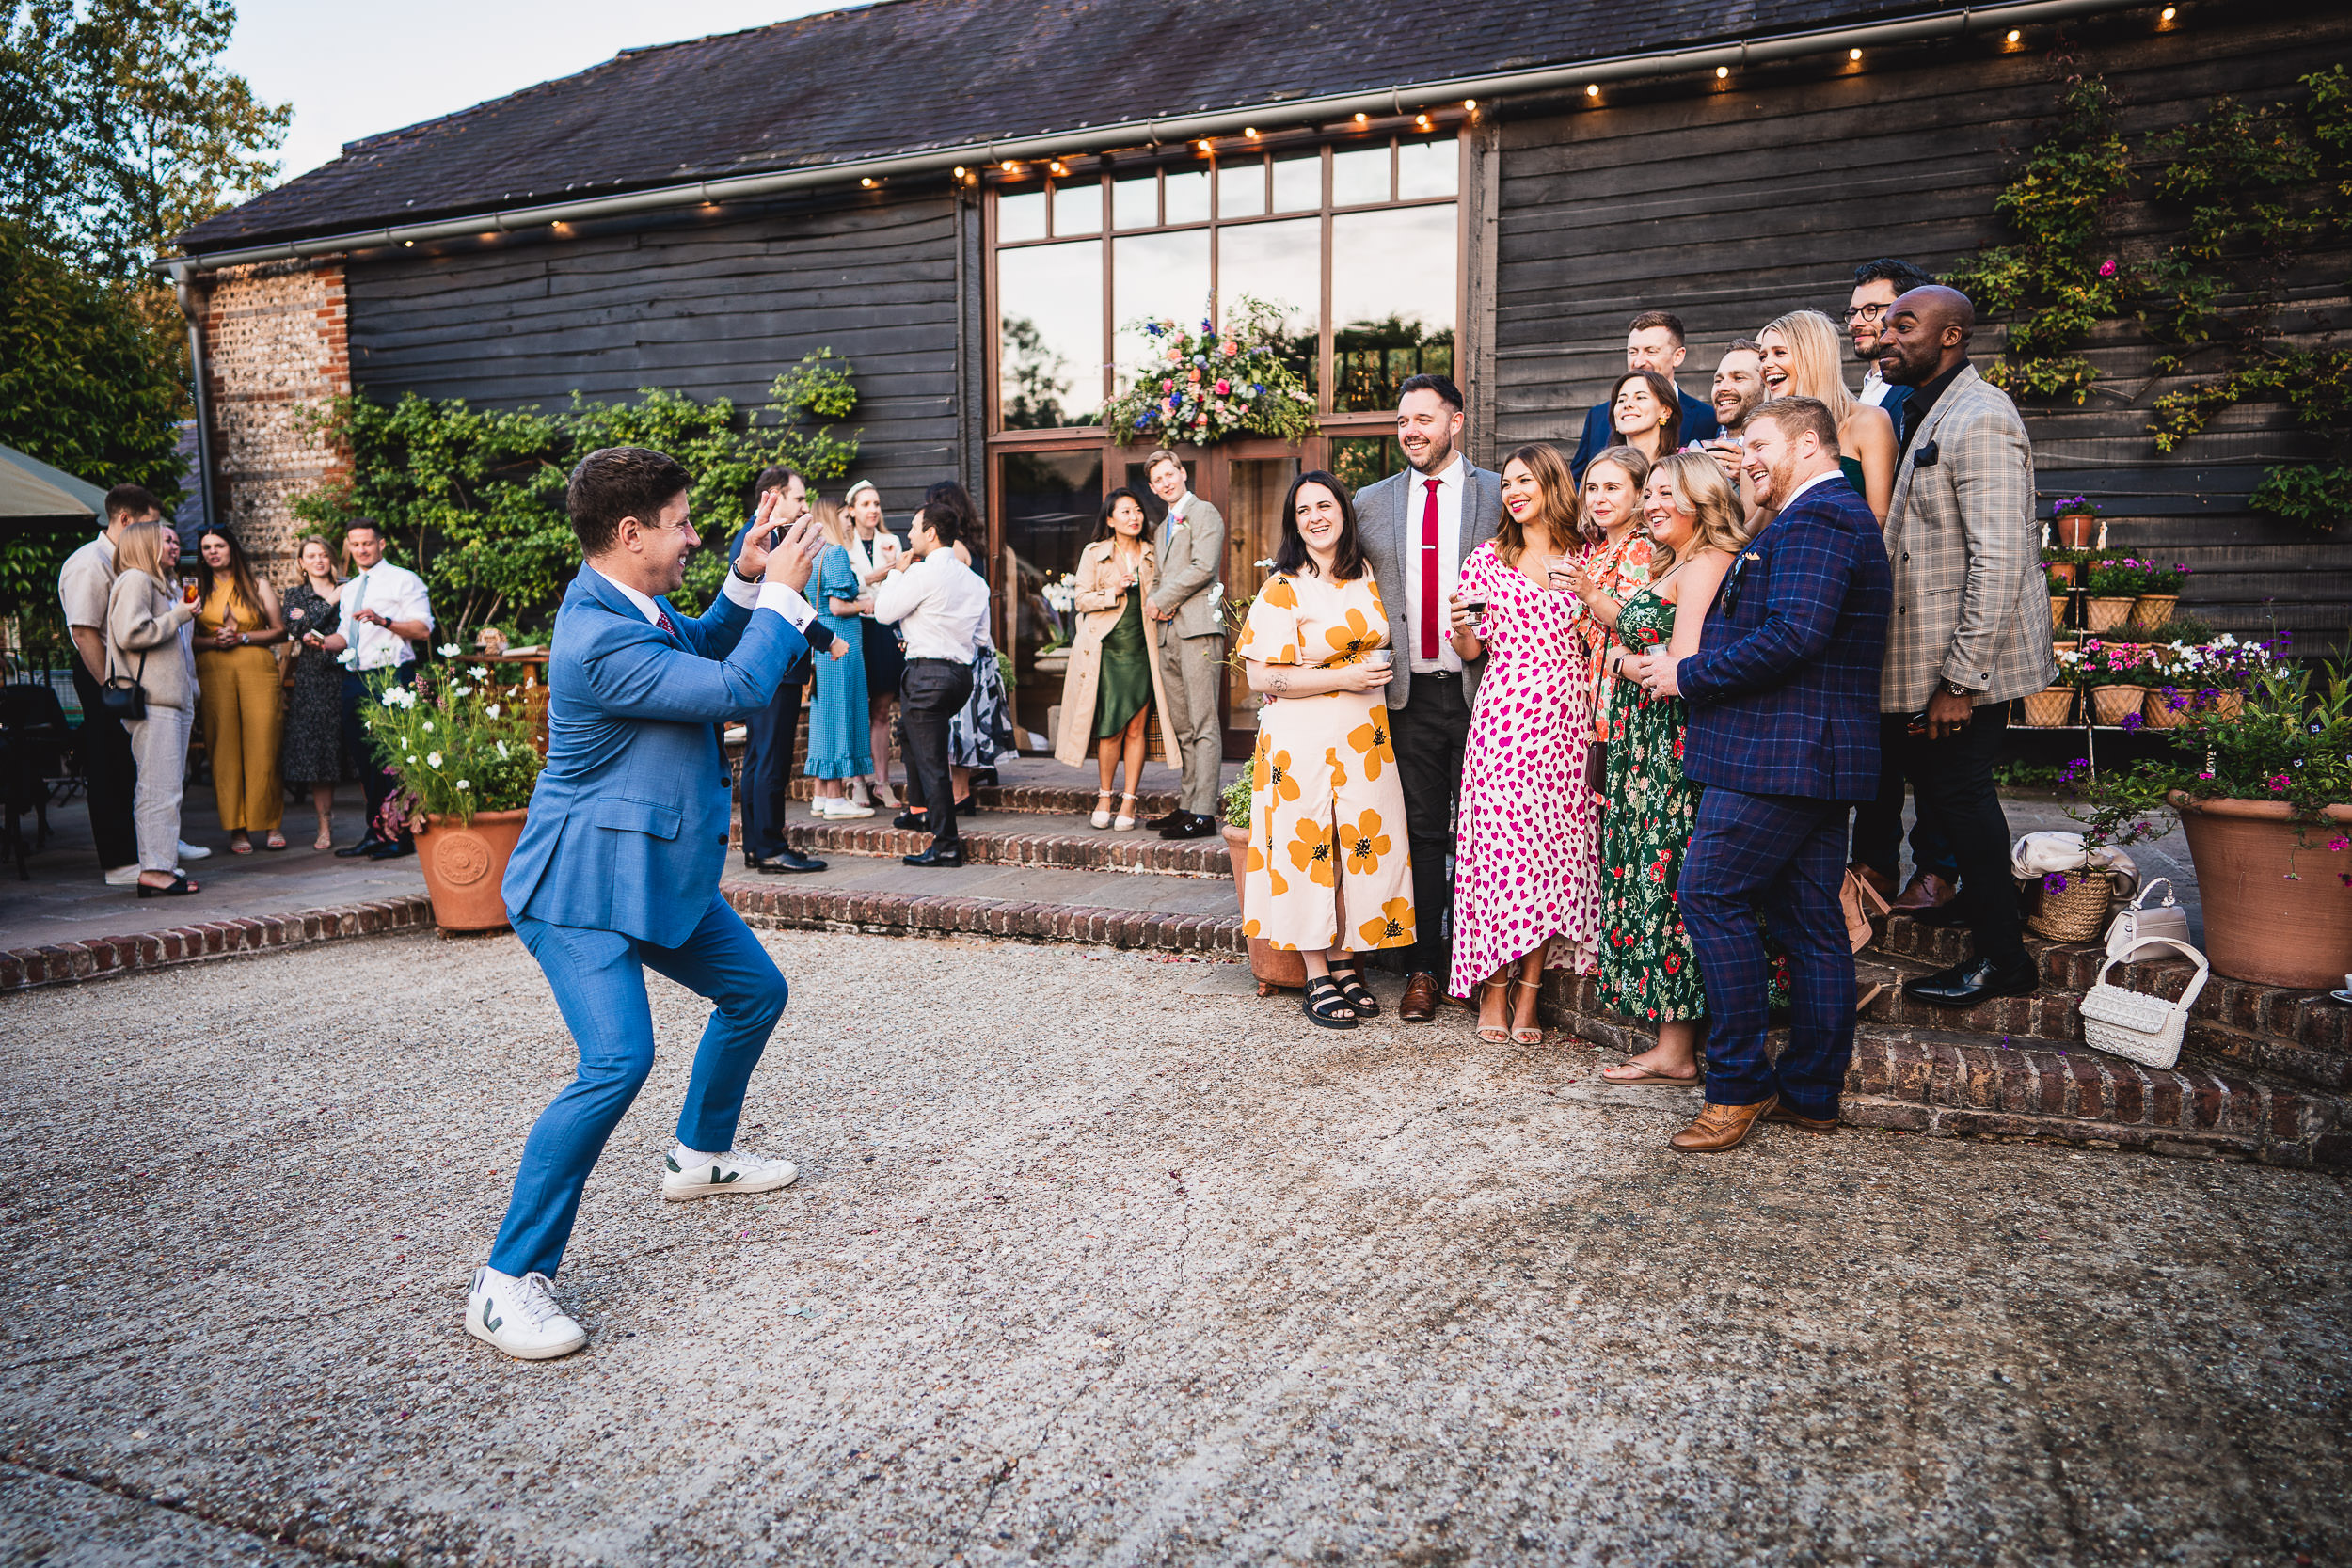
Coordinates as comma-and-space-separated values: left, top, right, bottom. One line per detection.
2090, 684, 2149, 725
2015, 685, 2077, 727
2130, 594, 2179, 630
2140, 688, 2195, 729
2085, 596, 2137, 632
2025, 869, 2116, 942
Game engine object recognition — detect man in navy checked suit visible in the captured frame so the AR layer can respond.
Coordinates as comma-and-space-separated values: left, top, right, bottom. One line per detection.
1627, 397, 1891, 1153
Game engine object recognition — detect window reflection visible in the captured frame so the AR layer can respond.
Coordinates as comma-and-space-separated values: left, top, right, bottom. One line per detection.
1397, 138, 1457, 198
1217, 159, 1264, 219
1331, 145, 1390, 206
1001, 448, 1104, 736
999, 188, 1046, 244
1271, 152, 1320, 213
1112, 230, 1211, 392
1331, 206, 1455, 412
1113, 174, 1157, 230
1329, 436, 1405, 497
1216, 215, 1321, 400
999, 239, 1104, 427
1164, 168, 1211, 225
1053, 180, 1100, 235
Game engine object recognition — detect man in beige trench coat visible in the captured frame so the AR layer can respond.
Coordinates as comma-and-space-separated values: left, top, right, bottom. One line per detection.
1141, 449, 1227, 839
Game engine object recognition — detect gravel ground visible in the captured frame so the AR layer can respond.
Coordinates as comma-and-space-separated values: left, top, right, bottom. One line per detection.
2, 929, 2344, 1568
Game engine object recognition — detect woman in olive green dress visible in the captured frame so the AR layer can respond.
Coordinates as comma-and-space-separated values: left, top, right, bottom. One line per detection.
1052, 487, 1180, 830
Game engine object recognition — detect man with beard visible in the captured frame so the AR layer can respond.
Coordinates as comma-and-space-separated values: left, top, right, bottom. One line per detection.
1696, 338, 1766, 494
1625, 398, 1889, 1152
1849, 258, 1935, 443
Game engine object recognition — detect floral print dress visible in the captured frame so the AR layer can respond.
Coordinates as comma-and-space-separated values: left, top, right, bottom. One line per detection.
1448, 543, 1601, 998
1237, 570, 1415, 955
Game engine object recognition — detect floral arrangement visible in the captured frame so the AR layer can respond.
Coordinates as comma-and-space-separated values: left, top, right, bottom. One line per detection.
359, 650, 545, 826
1037, 573, 1079, 652
2081, 558, 2185, 596
2057, 638, 2159, 686
1099, 295, 1317, 447
2051, 495, 2105, 518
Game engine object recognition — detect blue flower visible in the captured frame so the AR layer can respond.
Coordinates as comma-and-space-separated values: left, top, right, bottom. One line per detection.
1252, 383, 1263, 394
1194, 355, 1208, 367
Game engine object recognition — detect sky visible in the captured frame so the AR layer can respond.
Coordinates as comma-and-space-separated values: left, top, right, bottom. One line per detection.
220, 0, 852, 185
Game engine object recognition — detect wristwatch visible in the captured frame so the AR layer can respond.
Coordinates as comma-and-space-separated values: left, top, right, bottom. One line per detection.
732, 561, 761, 584
1942, 678, 1971, 697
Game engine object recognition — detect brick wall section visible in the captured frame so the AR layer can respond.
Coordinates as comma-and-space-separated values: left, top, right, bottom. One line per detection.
0, 895, 433, 994
201, 258, 352, 583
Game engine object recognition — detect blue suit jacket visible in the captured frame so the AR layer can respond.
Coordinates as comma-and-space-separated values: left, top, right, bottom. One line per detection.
1569, 388, 1722, 481
1676, 474, 1892, 801
502, 565, 810, 946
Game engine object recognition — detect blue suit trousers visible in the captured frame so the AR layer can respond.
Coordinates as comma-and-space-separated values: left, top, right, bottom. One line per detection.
1681, 787, 1856, 1117
490, 896, 788, 1277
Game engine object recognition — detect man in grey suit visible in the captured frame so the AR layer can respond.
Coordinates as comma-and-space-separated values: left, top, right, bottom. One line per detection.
1142, 449, 1227, 839
1875, 285, 2055, 1009
1353, 373, 1502, 1022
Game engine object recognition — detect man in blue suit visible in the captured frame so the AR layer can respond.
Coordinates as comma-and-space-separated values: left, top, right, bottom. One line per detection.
467, 446, 824, 1360
1626, 397, 1892, 1154
1567, 309, 1722, 482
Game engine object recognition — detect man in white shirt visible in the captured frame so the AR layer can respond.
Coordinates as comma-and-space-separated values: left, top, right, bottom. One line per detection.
323, 519, 436, 859
58, 483, 163, 883
872, 501, 988, 867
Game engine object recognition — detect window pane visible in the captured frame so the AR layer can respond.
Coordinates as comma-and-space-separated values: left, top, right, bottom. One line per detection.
1164, 167, 1211, 225
998, 238, 1103, 428
1111, 230, 1212, 395
998, 188, 1046, 244
1217, 159, 1264, 219
1332, 205, 1455, 412
1113, 174, 1158, 230
1331, 144, 1390, 206
1216, 215, 1321, 400
1329, 436, 1404, 498
1397, 136, 1458, 199
1271, 152, 1320, 214
1001, 448, 1104, 737
1053, 179, 1100, 236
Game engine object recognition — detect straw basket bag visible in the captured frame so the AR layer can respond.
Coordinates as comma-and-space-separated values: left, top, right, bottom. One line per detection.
2079, 937, 2210, 1069
2025, 867, 2117, 942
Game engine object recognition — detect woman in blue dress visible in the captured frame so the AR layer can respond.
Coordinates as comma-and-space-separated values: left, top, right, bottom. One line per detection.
806, 499, 874, 817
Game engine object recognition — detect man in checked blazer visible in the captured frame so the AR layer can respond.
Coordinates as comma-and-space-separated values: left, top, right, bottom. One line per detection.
1875, 285, 2055, 1009
1354, 373, 1502, 1022
1626, 397, 1889, 1153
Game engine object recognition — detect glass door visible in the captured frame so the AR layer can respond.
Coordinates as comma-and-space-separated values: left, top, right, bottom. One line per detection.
1214, 443, 1309, 754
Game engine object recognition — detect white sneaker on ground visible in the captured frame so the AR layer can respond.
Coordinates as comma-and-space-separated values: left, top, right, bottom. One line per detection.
827, 799, 874, 818
176, 840, 212, 861
464, 1266, 586, 1360
103, 864, 140, 886
660, 1145, 799, 1202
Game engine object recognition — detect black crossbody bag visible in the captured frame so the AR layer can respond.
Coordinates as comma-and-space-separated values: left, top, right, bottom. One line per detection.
97, 650, 149, 722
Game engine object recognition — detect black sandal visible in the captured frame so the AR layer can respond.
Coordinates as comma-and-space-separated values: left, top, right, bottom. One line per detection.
1327, 965, 1380, 1018
1301, 974, 1359, 1030
136, 872, 199, 898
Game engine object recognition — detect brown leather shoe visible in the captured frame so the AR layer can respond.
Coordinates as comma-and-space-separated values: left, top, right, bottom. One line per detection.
1892, 871, 1957, 911
1850, 863, 1897, 905
1401, 972, 1440, 1022
1669, 1095, 1778, 1153
1765, 1104, 1839, 1135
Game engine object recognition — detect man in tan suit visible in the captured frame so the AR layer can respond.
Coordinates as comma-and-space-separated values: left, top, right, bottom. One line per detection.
1142, 450, 1226, 839
1875, 285, 2056, 1009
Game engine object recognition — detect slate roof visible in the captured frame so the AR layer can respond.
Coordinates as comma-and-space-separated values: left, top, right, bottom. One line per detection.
183, 0, 1978, 252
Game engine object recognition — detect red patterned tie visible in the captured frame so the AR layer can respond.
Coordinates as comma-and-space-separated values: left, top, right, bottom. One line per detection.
1419, 477, 1441, 660
657, 609, 677, 639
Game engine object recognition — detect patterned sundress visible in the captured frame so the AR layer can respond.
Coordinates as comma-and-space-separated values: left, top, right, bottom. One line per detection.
1237, 570, 1415, 954
1447, 542, 1601, 999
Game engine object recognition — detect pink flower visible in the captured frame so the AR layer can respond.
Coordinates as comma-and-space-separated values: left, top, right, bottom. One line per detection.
2099, 259, 2118, 277
1162, 378, 1173, 392
1215, 378, 1231, 395
2330, 838, 2350, 852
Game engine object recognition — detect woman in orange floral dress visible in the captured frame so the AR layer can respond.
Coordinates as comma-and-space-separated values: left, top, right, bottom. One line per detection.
1237, 471, 1415, 1030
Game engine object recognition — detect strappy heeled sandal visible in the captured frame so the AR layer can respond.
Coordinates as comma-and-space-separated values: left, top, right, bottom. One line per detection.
1475, 975, 1511, 1044
1510, 976, 1547, 1045
1327, 964, 1379, 1018
1301, 974, 1359, 1030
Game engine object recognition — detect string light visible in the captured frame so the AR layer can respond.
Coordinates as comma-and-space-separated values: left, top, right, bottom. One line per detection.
1462, 99, 1476, 111
1244, 126, 1259, 138
2006, 27, 2022, 40
952, 166, 966, 178
1585, 83, 1599, 97
1353, 112, 1368, 123
403, 239, 414, 247
1849, 47, 1864, 60
1049, 161, 1066, 175
1001, 161, 1018, 173
860, 177, 876, 187
1415, 113, 1431, 129
1716, 65, 1729, 78
2160, 5, 2175, 16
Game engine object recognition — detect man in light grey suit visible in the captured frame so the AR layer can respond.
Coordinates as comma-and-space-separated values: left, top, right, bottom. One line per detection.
1143, 449, 1227, 839
1875, 284, 2055, 1010
1352, 373, 1502, 1022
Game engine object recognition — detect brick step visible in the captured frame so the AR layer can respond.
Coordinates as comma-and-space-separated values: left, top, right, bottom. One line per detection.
725, 879, 1243, 955
782, 817, 1230, 879
787, 776, 1185, 820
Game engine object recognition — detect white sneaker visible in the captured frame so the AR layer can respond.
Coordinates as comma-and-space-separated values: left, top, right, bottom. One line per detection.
176, 840, 212, 861
660, 1146, 799, 1202
103, 864, 140, 886
465, 1266, 586, 1360
827, 799, 874, 818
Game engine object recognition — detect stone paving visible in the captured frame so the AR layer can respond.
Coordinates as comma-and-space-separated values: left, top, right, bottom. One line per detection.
4, 928, 2343, 1567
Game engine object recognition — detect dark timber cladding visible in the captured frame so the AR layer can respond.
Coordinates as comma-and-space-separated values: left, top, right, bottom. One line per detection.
1492, 2, 2352, 645
343, 190, 962, 515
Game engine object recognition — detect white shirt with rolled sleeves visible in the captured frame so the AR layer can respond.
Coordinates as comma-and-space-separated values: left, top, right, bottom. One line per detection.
1399, 451, 1468, 675
871, 550, 989, 662
339, 561, 435, 672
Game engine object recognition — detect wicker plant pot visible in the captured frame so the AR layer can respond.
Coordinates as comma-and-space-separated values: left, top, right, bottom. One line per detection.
2085, 595, 2136, 632
2205, 691, 2246, 721
2140, 688, 2195, 729
1221, 822, 1307, 992
2130, 594, 2179, 630
2090, 684, 2148, 725
2049, 596, 2069, 631
2170, 793, 2352, 988
2024, 869, 2116, 942
2014, 685, 2077, 727
2054, 514, 2099, 549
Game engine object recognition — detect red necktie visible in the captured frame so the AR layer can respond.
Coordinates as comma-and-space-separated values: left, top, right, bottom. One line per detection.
1419, 478, 1441, 661
657, 610, 677, 639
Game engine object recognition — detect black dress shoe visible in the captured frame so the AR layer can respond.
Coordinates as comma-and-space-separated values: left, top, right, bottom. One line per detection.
1905, 898, 1974, 928
1158, 812, 1217, 841
333, 836, 385, 859
902, 842, 964, 867
1142, 809, 1184, 832
892, 810, 928, 832
365, 838, 415, 860
1901, 958, 2039, 1007
753, 848, 827, 874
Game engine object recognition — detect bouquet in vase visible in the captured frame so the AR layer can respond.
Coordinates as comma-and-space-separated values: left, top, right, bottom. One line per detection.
1100, 295, 1317, 447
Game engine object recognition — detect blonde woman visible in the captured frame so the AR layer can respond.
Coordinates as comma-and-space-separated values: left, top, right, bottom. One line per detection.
1594, 453, 1766, 1085
1757, 309, 1898, 522
103, 521, 201, 896
1053, 487, 1180, 829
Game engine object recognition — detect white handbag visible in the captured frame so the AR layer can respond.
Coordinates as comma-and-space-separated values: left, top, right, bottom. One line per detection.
2104, 876, 2192, 959
2078, 937, 2209, 1070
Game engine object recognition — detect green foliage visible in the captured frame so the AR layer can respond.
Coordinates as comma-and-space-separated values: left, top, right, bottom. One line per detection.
1220, 772, 1253, 830
294, 353, 861, 634
2249, 463, 2352, 530
358, 663, 544, 823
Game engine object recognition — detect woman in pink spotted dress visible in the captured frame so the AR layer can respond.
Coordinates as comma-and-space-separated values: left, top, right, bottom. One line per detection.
1447, 444, 1603, 1043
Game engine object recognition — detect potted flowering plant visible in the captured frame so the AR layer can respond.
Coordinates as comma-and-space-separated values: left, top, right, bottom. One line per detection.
2040, 544, 2089, 590
2130, 562, 2192, 630
2073, 638, 2158, 726
360, 651, 546, 931
1099, 295, 1318, 447
2080, 558, 2153, 631
2068, 640, 2352, 988
2051, 494, 2102, 549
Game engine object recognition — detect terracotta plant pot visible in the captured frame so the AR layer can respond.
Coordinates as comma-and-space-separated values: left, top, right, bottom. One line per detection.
2085, 595, 2136, 632
2130, 594, 2179, 630
2055, 514, 2098, 549
2015, 686, 2076, 727
1220, 822, 1306, 990
2048, 596, 2068, 631
2169, 793, 2352, 989
2140, 687, 2194, 730
2090, 684, 2148, 725
2044, 560, 2078, 588
413, 808, 528, 932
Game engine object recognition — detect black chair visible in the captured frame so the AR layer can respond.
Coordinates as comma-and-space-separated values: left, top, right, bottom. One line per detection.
0, 682, 72, 879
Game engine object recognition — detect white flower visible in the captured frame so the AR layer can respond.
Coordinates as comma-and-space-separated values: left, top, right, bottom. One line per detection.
495, 739, 510, 759
437, 643, 460, 657
455, 779, 469, 790
485, 704, 501, 720
337, 649, 356, 667
426, 751, 442, 768
421, 721, 435, 733
380, 689, 403, 707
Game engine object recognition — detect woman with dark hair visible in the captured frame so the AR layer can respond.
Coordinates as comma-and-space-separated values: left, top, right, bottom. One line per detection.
192, 523, 289, 852
1053, 486, 1180, 828
1236, 471, 1413, 1030
278, 535, 346, 849
1606, 369, 1682, 465
921, 480, 1018, 804
1445, 443, 1601, 1044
